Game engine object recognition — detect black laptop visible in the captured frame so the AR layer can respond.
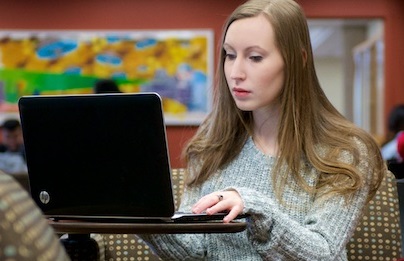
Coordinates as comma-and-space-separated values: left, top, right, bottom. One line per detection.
18, 93, 236, 223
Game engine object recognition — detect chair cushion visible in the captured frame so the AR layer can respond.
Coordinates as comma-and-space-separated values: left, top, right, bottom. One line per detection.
104, 234, 161, 261
347, 171, 402, 260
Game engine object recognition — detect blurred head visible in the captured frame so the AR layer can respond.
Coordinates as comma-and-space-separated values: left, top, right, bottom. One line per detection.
1, 119, 23, 152
94, 79, 121, 94
388, 104, 404, 134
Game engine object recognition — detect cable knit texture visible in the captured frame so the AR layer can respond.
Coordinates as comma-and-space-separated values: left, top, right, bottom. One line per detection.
141, 137, 372, 260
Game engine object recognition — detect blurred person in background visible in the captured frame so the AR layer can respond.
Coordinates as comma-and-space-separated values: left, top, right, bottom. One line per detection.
0, 118, 27, 174
381, 104, 404, 161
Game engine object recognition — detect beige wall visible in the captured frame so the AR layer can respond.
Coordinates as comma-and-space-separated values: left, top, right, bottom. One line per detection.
314, 58, 344, 115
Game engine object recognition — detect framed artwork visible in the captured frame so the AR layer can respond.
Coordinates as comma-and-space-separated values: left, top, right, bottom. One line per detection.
0, 29, 213, 125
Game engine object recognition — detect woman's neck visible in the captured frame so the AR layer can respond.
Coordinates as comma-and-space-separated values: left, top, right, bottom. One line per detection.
252, 108, 279, 156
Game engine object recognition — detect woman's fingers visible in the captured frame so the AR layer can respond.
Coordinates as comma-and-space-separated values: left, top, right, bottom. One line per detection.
192, 191, 244, 223
192, 193, 222, 213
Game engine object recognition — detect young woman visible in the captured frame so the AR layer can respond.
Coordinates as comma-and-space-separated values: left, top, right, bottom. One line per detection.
142, 0, 386, 259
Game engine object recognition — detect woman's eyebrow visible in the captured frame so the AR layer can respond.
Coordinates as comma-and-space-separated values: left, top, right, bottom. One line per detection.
223, 43, 233, 49
223, 43, 265, 52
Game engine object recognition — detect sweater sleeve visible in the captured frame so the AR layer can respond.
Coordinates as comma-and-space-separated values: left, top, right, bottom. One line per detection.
234, 183, 368, 260
139, 186, 207, 260
230, 145, 372, 260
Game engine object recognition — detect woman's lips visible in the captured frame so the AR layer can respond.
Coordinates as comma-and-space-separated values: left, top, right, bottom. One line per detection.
232, 87, 251, 98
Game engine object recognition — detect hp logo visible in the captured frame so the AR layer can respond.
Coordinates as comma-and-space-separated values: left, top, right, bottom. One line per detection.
39, 191, 50, 204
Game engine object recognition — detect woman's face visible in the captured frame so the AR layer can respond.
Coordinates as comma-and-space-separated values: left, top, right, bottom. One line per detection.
224, 14, 285, 114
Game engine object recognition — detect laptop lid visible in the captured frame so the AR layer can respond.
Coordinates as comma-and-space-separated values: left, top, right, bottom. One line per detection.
18, 92, 175, 220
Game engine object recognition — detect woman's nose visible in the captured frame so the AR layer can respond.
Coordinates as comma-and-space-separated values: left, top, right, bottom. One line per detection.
230, 58, 246, 80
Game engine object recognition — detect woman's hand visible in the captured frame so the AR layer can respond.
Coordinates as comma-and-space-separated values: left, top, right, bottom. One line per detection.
191, 190, 244, 223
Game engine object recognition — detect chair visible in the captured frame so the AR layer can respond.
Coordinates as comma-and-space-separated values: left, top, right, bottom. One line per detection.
100, 168, 186, 261
347, 170, 402, 260
9, 172, 30, 192
0, 171, 70, 260
388, 160, 404, 256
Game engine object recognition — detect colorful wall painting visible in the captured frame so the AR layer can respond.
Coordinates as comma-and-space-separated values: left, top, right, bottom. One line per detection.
0, 30, 213, 125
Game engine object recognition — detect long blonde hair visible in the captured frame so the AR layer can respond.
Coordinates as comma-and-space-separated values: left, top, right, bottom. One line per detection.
183, 0, 385, 202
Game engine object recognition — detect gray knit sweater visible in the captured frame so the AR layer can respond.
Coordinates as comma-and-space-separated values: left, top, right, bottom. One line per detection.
142, 137, 371, 260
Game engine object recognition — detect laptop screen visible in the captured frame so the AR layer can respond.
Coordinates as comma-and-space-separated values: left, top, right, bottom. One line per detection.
18, 93, 175, 219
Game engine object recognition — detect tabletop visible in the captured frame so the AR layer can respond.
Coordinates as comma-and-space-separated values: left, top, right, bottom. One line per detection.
50, 219, 247, 234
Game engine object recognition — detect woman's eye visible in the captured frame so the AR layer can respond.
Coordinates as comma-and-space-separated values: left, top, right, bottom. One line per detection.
250, 56, 263, 62
225, 53, 236, 60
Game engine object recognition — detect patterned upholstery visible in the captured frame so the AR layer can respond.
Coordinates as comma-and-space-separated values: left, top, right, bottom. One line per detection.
0, 171, 69, 260
102, 168, 186, 261
9, 172, 30, 192
347, 171, 402, 260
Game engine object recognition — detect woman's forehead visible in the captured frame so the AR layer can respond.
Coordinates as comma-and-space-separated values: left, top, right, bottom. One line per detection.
225, 15, 275, 48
